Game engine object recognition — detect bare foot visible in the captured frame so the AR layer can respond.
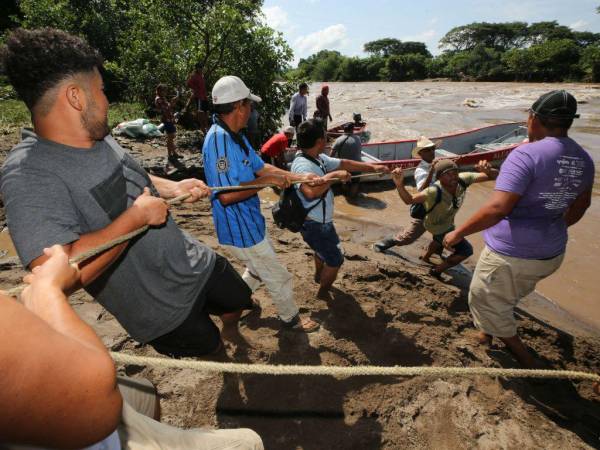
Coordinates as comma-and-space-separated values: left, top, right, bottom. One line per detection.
221, 310, 242, 326
419, 254, 432, 264
476, 331, 493, 346
282, 315, 320, 333
593, 381, 599, 395
299, 317, 320, 332
220, 323, 240, 342
317, 287, 332, 300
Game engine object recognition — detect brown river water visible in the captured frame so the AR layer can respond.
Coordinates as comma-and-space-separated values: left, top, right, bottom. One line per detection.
292, 81, 600, 331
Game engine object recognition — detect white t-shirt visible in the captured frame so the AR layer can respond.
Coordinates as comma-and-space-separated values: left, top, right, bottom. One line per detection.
414, 159, 434, 190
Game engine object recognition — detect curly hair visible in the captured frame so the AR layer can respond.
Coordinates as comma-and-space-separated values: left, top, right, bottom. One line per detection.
0, 28, 103, 113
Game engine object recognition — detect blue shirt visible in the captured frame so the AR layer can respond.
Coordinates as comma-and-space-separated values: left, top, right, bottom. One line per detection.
203, 123, 266, 248
291, 152, 341, 223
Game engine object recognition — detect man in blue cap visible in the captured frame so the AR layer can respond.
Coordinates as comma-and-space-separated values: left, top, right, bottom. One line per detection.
444, 90, 595, 368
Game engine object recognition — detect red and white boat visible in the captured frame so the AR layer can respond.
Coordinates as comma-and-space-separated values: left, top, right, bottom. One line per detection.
358, 122, 527, 182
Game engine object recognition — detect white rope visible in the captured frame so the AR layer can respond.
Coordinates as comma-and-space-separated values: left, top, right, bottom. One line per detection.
110, 352, 600, 382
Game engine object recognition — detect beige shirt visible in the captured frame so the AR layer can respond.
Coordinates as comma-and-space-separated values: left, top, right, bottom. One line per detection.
423, 172, 478, 235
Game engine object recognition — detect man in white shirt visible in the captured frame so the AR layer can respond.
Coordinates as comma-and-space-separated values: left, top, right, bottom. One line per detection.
373, 136, 438, 253
289, 82, 308, 128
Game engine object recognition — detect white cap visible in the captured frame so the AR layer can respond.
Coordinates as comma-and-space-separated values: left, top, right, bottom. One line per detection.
283, 126, 295, 135
212, 75, 262, 105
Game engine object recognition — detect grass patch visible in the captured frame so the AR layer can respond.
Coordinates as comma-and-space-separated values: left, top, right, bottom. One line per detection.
0, 99, 31, 132
108, 102, 148, 128
0, 99, 148, 132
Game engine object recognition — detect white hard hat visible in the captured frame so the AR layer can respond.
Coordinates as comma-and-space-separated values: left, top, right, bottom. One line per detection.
212, 75, 262, 105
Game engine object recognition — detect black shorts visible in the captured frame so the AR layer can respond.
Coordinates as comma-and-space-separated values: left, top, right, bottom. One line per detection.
149, 254, 253, 356
163, 121, 176, 134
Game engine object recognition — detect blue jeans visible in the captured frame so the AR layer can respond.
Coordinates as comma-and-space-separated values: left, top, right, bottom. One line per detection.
300, 220, 344, 267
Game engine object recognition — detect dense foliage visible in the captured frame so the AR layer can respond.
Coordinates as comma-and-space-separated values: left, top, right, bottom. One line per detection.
290, 19, 600, 83
1, 0, 294, 135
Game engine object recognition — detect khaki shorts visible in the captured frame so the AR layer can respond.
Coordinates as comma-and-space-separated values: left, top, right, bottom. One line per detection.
117, 377, 263, 450
468, 246, 564, 338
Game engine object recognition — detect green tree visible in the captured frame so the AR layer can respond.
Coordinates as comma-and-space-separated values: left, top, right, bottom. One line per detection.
526, 21, 574, 45
364, 38, 402, 57
364, 38, 431, 58
503, 39, 581, 81
580, 45, 600, 81
17, 0, 127, 63
117, 0, 293, 135
381, 54, 429, 81
439, 22, 528, 52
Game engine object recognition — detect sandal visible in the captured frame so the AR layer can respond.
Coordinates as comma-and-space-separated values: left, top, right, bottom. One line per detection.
281, 314, 320, 333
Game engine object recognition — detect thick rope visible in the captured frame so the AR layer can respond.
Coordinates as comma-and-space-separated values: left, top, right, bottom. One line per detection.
4, 173, 385, 297
110, 352, 600, 382
9, 171, 597, 383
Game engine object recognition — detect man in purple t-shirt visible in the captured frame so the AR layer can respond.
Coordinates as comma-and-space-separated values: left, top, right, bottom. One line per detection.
443, 90, 595, 369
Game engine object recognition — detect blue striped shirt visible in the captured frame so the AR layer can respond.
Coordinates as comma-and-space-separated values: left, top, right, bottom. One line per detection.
203, 123, 265, 248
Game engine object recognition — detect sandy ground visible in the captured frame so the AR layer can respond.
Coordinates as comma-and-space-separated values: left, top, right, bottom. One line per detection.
1, 129, 600, 449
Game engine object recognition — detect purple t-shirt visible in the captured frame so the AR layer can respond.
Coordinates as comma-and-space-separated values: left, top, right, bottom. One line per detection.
484, 137, 595, 259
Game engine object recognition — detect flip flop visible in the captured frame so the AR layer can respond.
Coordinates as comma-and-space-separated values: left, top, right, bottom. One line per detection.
281, 314, 320, 333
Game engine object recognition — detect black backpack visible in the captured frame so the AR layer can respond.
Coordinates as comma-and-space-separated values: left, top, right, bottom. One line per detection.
409, 178, 466, 220
271, 153, 327, 232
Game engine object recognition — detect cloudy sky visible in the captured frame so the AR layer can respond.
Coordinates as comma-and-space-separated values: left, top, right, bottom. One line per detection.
261, 0, 600, 66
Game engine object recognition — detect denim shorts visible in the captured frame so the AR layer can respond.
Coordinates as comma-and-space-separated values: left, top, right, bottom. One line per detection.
433, 228, 473, 257
300, 220, 344, 267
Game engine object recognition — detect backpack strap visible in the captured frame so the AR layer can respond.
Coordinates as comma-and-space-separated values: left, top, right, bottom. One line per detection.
424, 184, 442, 214
298, 153, 328, 223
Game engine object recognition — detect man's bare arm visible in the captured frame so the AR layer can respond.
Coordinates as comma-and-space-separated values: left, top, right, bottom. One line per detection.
0, 247, 122, 448
30, 188, 169, 287
564, 188, 592, 227
339, 159, 389, 174
391, 168, 428, 205
442, 190, 521, 249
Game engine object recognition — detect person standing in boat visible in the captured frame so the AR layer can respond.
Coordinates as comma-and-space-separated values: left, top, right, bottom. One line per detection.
374, 136, 439, 252
203, 75, 321, 333
314, 84, 333, 131
391, 159, 498, 278
292, 119, 389, 299
331, 122, 364, 198
289, 82, 308, 129
443, 90, 595, 369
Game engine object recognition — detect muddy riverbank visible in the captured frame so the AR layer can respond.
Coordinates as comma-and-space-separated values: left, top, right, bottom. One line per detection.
1, 82, 600, 448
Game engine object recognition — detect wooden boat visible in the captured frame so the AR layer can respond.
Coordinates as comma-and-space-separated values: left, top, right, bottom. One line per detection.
357, 122, 527, 182
284, 122, 527, 181
327, 121, 368, 141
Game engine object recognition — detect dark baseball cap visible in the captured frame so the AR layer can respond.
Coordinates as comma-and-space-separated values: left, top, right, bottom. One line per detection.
530, 90, 579, 119
435, 159, 458, 177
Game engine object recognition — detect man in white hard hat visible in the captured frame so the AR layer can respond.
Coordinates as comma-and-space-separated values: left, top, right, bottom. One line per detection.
373, 136, 439, 253
203, 75, 322, 332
